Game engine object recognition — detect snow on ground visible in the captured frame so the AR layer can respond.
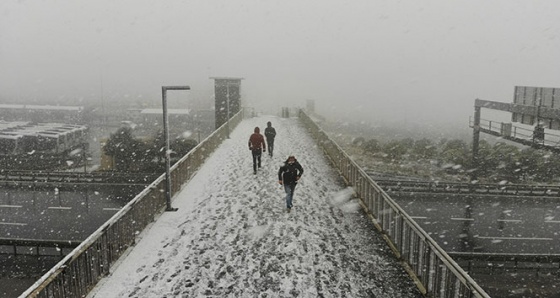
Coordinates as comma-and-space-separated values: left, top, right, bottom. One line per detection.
88, 115, 422, 298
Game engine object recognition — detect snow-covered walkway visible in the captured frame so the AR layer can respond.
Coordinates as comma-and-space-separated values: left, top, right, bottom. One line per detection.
88, 115, 422, 298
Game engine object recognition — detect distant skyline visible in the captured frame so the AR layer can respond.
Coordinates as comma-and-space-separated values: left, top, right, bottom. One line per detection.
1, 0, 559, 126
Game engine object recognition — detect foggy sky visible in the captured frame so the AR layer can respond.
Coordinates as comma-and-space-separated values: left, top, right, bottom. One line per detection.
1, 0, 559, 125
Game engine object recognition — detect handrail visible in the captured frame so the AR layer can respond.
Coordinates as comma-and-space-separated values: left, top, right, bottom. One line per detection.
449, 251, 560, 262
469, 116, 560, 147
19, 109, 245, 298
375, 179, 560, 196
0, 171, 158, 184
449, 252, 560, 277
0, 238, 81, 248
299, 110, 491, 298
0, 239, 79, 261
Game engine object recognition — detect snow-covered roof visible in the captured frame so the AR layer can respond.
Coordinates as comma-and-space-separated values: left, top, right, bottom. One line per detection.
0, 133, 21, 140
0, 104, 24, 109
0, 104, 82, 111
140, 108, 190, 115
0, 121, 29, 130
0, 122, 87, 139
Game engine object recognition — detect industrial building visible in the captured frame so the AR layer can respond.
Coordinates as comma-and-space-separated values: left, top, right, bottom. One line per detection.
0, 121, 88, 156
0, 104, 83, 123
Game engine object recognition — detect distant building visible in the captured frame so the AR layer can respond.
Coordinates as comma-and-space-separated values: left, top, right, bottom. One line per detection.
210, 77, 243, 129
0, 121, 88, 155
124, 108, 214, 140
306, 100, 315, 113
191, 109, 215, 139
139, 108, 190, 124
0, 104, 83, 123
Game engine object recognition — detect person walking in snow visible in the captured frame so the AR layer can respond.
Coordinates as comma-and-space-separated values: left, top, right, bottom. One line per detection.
248, 126, 266, 174
278, 155, 304, 212
264, 121, 276, 157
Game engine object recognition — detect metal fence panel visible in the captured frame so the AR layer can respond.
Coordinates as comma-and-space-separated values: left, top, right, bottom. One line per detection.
20, 110, 245, 298
298, 110, 490, 298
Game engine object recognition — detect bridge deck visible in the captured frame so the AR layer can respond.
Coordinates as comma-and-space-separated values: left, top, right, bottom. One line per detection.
88, 116, 421, 297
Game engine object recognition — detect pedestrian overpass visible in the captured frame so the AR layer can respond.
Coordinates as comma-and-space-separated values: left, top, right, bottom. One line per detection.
19, 110, 489, 297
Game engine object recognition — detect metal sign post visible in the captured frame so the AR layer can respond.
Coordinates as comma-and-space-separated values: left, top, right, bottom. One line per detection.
162, 85, 190, 212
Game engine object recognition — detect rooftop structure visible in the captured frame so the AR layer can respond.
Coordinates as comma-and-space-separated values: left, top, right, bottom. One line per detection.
0, 104, 82, 111
0, 104, 83, 123
210, 77, 243, 129
0, 121, 88, 155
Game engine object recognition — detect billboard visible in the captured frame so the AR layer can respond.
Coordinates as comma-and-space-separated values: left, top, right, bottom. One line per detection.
512, 86, 560, 129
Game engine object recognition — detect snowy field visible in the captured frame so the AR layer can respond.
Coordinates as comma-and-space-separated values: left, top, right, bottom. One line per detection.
88, 115, 422, 298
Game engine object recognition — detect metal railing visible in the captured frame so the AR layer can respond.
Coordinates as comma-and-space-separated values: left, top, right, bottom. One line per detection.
469, 117, 560, 147
299, 110, 490, 298
19, 109, 245, 298
0, 171, 158, 185
449, 252, 560, 276
0, 239, 80, 258
374, 178, 560, 197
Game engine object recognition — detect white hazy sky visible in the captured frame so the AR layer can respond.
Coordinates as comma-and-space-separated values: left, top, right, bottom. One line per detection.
1, 0, 559, 125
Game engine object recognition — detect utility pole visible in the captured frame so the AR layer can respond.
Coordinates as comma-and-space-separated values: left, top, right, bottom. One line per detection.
471, 105, 481, 181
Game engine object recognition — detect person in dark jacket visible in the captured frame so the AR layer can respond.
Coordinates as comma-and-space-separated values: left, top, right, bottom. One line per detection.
264, 121, 276, 157
248, 126, 266, 174
278, 155, 304, 212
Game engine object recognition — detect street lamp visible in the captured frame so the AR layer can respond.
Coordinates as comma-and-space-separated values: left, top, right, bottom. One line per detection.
162, 85, 190, 212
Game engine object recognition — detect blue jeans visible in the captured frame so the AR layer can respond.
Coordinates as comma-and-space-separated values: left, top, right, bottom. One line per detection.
284, 184, 296, 208
267, 139, 274, 156
252, 149, 262, 172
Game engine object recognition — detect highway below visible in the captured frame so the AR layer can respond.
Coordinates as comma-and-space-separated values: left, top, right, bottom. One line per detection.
378, 182, 560, 297
385, 189, 560, 255
0, 184, 143, 298
0, 185, 142, 241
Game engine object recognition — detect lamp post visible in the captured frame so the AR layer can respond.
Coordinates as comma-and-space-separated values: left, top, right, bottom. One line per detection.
162, 85, 190, 212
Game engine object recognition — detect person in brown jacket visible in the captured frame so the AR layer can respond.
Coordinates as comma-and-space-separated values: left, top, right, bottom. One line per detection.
248, 126, 266, 174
